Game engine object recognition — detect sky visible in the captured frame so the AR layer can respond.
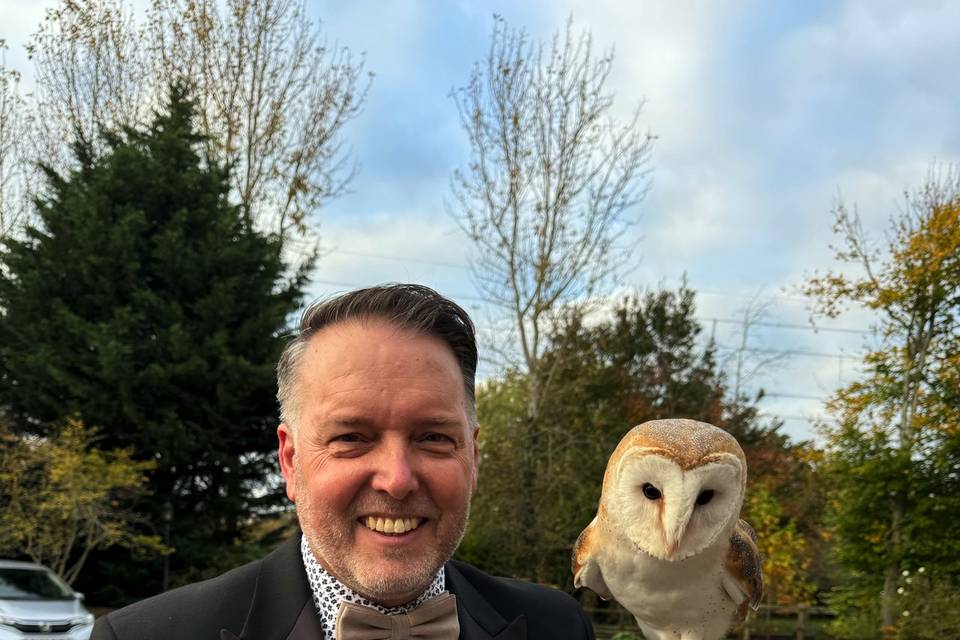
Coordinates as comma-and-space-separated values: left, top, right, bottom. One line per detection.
3, 0, 960, 443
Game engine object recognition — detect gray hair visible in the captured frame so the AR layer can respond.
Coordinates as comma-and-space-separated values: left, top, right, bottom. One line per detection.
276, 283, 478, 432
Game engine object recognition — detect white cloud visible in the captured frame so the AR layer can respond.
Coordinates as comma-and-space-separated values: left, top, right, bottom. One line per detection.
8, 0, 960, 443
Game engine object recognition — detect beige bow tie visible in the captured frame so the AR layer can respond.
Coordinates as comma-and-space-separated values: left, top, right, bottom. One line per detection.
335, 592, 460, 640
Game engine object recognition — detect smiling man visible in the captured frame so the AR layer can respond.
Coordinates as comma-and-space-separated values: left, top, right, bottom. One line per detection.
92, 284, 595, 640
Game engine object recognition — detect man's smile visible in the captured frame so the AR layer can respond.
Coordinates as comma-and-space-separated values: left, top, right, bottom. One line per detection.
359, 516, 425, 535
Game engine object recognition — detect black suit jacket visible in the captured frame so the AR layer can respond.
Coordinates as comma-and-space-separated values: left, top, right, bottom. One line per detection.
91, 535, 595, 640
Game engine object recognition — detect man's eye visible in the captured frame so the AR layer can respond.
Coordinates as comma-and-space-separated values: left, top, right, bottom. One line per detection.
332, 433, 364, 443
422, 433, 455, 444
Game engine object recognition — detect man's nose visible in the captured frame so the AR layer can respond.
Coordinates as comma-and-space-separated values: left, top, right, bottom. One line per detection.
370, 442, 419, 499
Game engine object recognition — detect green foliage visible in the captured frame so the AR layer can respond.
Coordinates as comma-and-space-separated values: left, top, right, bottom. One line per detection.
0, 418, 164, 584
826, 581, 883, 640
827, 570, 960, 640
460, 287, 789, 588
823, 419, 960, 575
807, 171, 960, 631
0, 83, 309, 599
170, 510, 298, 587
893, 569, 960, 639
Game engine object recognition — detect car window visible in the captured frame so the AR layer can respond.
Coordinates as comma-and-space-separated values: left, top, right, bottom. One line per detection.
0, 568, 73, 599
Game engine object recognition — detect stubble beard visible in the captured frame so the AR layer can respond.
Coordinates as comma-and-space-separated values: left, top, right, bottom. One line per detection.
294, 463, 471, 605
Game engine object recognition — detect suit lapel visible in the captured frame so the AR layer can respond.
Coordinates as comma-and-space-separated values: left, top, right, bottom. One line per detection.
283, 601, 327, 640
445, 562, 526, 640
218, 534, 319, 640
222, 537, 528, 640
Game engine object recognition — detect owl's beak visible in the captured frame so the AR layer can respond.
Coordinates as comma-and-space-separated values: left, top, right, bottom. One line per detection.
662, 500, 693, 560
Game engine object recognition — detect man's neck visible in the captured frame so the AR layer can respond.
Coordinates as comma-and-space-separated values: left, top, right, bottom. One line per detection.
299, 535, 446, 638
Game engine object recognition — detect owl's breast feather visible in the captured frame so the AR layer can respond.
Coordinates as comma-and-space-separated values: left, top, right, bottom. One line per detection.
602, 536, 737, 629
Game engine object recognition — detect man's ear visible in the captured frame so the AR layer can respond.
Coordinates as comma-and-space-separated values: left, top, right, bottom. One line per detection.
277, 423, 297, 502
471, 425, 480, 494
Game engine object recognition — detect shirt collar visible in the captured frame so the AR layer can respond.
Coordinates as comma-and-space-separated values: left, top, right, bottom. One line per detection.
300, 535, 446, 639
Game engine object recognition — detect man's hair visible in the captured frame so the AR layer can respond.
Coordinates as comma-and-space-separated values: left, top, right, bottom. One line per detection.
276, 283, 478, 431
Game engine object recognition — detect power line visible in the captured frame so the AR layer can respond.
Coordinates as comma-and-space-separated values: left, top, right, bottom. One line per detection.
316, 248, 873, 323
757, 413, 837, 424
321, 247, 817, 305
763, 391, 828, 401
713, 343, 864, 361
702, 316, 872, 335
693, 288, 812, 305
309, 278, 873, 350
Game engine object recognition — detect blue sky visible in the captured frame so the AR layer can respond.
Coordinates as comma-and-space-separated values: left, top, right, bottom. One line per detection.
4, 1, 960, 442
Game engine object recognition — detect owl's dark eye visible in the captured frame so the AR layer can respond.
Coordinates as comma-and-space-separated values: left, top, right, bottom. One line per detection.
642, 483, 662, 500
696, 489, 715, 506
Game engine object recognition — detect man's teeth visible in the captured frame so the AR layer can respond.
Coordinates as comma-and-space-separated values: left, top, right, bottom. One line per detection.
363, 516, 421, 534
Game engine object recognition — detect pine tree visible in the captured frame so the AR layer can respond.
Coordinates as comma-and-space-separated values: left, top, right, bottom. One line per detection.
0, 83, 309, 599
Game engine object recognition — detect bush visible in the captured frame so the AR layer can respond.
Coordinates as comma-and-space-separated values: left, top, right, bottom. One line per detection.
894, 569, 960, 639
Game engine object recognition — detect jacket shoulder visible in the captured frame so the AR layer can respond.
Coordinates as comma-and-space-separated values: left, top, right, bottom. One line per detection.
448, 560, 594, 639
91, 558, 262, 640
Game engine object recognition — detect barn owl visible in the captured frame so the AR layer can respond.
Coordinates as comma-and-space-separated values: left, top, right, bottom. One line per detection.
572, 418, 763, 640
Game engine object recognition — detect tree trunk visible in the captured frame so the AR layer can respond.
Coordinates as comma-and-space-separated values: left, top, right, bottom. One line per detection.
521, 371, 542, 580
880, 496, 904, 635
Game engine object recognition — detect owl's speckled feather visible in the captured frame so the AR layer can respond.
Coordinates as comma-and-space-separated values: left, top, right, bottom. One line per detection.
725, 520, 764, 620
606, 419, 746, 471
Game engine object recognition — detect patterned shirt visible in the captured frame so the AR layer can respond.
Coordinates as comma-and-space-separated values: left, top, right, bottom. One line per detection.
300, 535, 446, 639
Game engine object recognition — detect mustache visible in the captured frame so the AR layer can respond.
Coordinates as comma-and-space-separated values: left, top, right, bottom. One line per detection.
349, 494, 439, 518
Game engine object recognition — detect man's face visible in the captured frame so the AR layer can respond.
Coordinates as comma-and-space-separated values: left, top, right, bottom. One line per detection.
277, 319, 478, 607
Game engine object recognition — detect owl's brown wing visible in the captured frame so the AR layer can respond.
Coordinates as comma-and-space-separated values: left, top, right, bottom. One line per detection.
722, 519, 764, 620
572, 517, 612, 600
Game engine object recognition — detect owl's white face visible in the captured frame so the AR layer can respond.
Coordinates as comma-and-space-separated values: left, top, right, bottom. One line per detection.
605, 451, 744, 561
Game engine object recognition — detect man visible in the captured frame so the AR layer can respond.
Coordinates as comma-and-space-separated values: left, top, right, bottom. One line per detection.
92, 284, 595, 639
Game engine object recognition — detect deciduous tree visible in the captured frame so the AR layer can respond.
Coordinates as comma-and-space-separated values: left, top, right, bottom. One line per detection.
450, 15, 653, 563
23, 0, 368, 241
805, 167, 960, 636
450, 15, 654, 421
0, 419, 163, 585
460, 288, 791, 589
0, 43, 32, 239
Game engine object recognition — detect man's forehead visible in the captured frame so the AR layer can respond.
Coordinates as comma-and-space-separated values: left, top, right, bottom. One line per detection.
301, 320, 456, 370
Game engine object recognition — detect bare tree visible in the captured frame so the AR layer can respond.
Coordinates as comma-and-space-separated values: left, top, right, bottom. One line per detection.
720, 291, 792, 401
22, 0, 369, 242
450, 15, 654, 420
26, 0, 148, 171
0, 43, 33, 240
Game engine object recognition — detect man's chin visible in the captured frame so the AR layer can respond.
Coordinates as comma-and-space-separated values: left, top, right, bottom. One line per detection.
347, 561, 442, 606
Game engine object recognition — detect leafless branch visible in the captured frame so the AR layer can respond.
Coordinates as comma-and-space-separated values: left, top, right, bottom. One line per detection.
449, 15, 653, 418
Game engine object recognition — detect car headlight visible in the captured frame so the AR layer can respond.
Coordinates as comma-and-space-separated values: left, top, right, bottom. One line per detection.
68, 613, 95, 626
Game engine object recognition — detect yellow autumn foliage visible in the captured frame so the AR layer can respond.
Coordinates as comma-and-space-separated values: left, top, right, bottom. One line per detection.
743, 484, 816, 606
0, 418, 169, 584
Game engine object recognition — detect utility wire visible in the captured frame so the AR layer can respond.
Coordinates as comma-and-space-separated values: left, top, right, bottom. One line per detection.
713, 343, 863, 361
309, 279, 872, 362
702, 316, 872, 335
763, 391, 830, 401
316, 248, 866, 312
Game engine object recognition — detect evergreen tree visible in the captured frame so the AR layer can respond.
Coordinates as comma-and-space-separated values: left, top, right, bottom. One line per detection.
0, 83, 309, 600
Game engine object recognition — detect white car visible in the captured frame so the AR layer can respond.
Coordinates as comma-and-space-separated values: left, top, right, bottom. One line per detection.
0, 560, 94, 640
